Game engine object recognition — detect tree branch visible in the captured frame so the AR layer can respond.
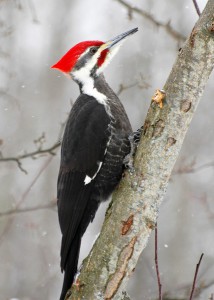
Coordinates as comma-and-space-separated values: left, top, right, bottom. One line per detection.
192, 0, 201, 16
116, 74, 150, 96
173, 159, 214, 175
0, 156, 54, 245
0, 119, 66, 173
155, 224, 162, 300
189, 253, 204, 300
115, 0, 186, 42
0, 141, 60, 173
66, 1, 214, 299
0, 200, 57, 217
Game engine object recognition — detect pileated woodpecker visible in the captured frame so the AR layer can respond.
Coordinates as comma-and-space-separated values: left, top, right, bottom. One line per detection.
52, 27, 138, 300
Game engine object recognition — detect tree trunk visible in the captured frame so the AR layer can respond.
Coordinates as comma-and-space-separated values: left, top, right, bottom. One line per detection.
67, 1, 214, 299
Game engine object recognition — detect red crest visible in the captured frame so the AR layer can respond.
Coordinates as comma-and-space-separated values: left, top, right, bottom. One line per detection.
51, 40, 104, 73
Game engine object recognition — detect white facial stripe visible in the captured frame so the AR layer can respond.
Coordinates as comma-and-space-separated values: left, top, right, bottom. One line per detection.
72, 43, 122, 105
73, 46, 103, 80
74, 70, 107, 104
72, 47, 107, 105
78, 47, 90, 59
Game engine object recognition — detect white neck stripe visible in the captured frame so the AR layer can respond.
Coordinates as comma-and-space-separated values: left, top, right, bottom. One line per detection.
72, 63, 107, 105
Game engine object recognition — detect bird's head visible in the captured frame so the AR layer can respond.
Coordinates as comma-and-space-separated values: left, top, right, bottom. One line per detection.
51, 28, 138, 84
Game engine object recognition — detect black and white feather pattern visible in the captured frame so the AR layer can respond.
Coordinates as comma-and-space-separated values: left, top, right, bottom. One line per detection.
57, 74, 132, 299
58, 94, 111, 269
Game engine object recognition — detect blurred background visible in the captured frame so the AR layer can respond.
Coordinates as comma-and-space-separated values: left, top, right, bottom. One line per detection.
0, 0, 213, 299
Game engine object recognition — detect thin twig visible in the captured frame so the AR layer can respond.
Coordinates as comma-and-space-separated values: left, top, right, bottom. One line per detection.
18, 156, 54, 207
0, 201, 56, 217
195, 194, 214, 219
193, 278, 214, 297
0, 117, 67, 173
117, 82, 139, 96
192, 0, 201, 16
115, 0, 186, 42
173, 160, 214, 175
189, 253, 204, 300
155, 223, 162, 300
28, 0, 39, 23
0, 141, 60, 173
0, 156, 54, 245
117, 75, 151, 96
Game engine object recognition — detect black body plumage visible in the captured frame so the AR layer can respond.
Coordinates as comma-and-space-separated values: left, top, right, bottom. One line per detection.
58, 74, 132, 300
54, 28, 139, 300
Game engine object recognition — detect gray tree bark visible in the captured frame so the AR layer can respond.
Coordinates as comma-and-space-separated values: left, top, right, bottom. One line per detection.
67, 1, 214, 299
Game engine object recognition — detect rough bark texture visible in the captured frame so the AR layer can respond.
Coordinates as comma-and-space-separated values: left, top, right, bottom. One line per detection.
67, 1, 214, 299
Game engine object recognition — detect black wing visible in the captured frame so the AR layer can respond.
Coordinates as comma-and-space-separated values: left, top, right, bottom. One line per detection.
57, 94, 111, 270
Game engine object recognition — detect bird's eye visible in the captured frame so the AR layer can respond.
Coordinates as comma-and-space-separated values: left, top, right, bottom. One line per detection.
89, 47, 97, 55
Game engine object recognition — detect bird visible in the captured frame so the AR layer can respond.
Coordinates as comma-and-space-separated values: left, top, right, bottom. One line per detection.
51, 27, 138, 300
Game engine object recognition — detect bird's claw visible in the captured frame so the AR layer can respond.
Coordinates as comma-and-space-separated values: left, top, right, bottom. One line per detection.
123, 125, 143, 172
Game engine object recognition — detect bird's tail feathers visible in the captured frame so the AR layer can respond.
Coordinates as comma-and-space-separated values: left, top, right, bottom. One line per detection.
59, 233, 81, 300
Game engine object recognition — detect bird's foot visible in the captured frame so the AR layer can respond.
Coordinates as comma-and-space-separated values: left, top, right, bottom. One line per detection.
132, 125, 144, 145
123, 126, 143, 172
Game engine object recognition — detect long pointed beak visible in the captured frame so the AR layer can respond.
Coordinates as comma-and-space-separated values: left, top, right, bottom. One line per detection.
101, 27, 138, 50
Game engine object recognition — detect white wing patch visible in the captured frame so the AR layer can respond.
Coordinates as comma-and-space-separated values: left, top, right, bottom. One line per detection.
84, 161, 103, 185
84, 175, 92, 185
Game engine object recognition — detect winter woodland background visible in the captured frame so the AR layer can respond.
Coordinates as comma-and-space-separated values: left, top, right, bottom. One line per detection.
0, 0, 213, 299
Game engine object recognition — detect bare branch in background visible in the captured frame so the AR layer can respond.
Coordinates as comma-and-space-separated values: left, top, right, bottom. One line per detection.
117, 82, 139, 96
155, 223, 162, 300
117, 74, 150, 96
189, 253, 204, 300
0, 140, 60, 174
19, 156, 55, 206
14, 0, 23, 10
193, 278, 214, 298
162, 271, 214, 299
0, 156, 54, 245
115, 0, 186, 42
173, 159, 214, 175
195, 194, 214, 219
0, 119, 66, 173
0, 116, 67, 240
0, 199, 57, 217
28, 0, 39, 23
192, 0, 201, 16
